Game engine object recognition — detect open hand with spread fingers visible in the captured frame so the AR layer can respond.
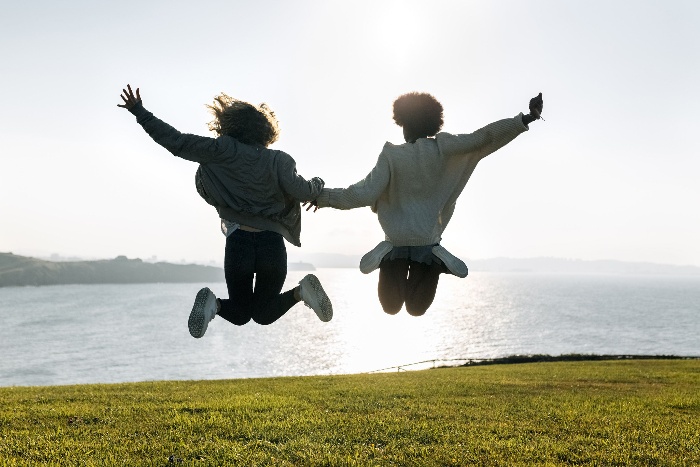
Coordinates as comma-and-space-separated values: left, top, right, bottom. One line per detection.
118, 84, 142, 110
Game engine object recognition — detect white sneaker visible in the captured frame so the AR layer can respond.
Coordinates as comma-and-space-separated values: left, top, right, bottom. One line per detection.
432, 245, 468, 278
188, 287, 218, 338
298, 274, 333, 322
359, 240, 393, 274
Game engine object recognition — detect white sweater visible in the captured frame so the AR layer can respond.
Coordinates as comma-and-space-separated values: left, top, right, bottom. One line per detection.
316, 114, 529, 247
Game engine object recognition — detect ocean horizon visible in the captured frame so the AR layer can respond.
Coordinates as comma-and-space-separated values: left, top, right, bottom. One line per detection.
1, 269, 698, 387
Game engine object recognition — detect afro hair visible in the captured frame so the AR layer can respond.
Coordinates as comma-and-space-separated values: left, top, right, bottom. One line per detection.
392, 92, 444, 138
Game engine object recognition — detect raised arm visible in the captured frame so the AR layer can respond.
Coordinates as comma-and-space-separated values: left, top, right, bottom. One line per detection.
437, 92, 544, 161
118, 84, 229, 164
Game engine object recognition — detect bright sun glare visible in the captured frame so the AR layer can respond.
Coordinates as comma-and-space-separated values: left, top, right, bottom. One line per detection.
367, 3, 425, 64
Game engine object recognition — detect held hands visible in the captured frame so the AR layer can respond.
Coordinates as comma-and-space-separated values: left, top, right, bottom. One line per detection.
529, 92, 544, 120
117, 84, 142, 110
303, 200, 319, 212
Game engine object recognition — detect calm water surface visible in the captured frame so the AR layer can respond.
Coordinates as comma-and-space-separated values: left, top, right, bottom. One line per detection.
1, 269, 698, 387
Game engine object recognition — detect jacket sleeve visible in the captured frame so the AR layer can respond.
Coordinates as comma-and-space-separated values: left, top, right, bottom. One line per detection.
277, 152, 325, 202
315, 153, 390, 210
129, 102, 229, 163
437, 114, 529, 161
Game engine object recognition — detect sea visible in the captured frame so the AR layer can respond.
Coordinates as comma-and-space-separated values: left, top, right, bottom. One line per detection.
1, 269, 698, 387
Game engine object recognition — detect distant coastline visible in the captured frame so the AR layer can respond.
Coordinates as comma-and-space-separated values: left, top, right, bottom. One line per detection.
288, 253, 700, 276
287, 261, 315, 271
466, 257, 700, 276
2, 252, 698, 288
0, 253, 225, 287
0, 253, 322, 287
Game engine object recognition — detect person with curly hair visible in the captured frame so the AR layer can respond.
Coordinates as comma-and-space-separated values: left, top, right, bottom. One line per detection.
309, 91, 543, 316
118, 85, 333, 338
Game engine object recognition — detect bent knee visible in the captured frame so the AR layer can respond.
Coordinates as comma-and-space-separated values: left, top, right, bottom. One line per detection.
382, 305, 402, 315
405, 301, 429, 316
406, 307, 427, 317
221, 313, 251, 326
380, 297, 403, 315
252, 315, 274, 326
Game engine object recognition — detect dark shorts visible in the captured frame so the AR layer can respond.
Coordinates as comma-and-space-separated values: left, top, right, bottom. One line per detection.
378, 244, 447, 316
383, 244, 444, 267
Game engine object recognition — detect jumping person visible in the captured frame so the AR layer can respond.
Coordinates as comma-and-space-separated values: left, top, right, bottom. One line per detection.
118, 85, 333, 338
308, 92, 543, 316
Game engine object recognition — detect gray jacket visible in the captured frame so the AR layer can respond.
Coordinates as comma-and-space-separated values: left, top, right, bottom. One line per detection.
130, 103, 323, 246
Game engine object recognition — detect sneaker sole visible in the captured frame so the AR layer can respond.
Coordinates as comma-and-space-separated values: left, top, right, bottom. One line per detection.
432, 246, 469, 278
188, 287, 212, 338
304, 275, 333, 322
359, 241, 393, 274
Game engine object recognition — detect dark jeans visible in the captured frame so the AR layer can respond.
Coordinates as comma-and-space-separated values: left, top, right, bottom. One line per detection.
218, 229, 298, 326
378, 259, 442, 316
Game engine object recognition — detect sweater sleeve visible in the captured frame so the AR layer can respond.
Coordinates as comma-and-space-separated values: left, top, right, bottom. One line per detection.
277, 152, 325, 201
315, 153, 390, 210
129, 102, 230, 163
437, 114, 529, 161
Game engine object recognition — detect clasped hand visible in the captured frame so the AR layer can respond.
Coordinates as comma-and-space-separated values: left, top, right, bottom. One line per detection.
303, 200, 319, 212
529, 92, 544, 120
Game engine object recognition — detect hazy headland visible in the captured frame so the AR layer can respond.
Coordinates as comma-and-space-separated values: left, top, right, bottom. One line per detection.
0, 253, 225, 287
2, 251, 698, 288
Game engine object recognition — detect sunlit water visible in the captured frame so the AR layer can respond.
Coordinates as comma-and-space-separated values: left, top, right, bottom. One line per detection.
1, 270, 698, 387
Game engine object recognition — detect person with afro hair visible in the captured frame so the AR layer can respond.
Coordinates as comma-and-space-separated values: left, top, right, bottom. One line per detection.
310, 91, 543, 316
119, 84, 333, 339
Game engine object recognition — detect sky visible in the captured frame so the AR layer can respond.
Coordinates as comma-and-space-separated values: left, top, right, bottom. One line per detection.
1, 0, 699, 267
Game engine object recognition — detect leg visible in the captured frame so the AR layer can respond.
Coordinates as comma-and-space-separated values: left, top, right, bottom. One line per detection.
218, 231, 256, 326
378, 258, 410, 315
404, 261, 442, 316
250, 232, 298, 325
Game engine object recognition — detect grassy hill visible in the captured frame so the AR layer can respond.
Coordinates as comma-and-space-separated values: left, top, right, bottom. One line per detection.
0, 359, 698, 465
0, 252, 224, 287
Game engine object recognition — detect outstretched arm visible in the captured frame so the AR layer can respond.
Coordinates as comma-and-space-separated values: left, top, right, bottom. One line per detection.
277, 154, 325, 202
438, 92, 544, 161
313, 154, 390, 211
118, 84, 228, 164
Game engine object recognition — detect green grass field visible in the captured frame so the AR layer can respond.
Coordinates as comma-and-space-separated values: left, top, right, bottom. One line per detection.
1, 359, 698, 466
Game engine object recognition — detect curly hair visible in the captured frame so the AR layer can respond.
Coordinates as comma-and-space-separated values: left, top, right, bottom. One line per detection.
392, 92, 444, 138
207, 93, 280, 147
